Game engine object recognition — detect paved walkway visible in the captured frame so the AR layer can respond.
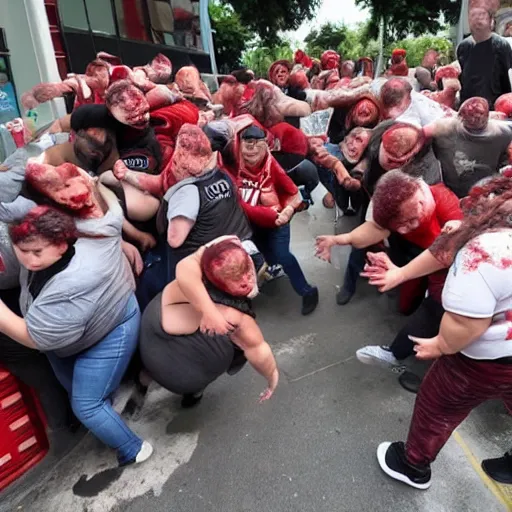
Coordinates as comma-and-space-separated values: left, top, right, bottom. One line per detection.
8, 189, 512, 512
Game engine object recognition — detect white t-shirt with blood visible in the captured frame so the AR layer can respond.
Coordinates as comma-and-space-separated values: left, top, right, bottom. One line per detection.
442, 229, 512, 360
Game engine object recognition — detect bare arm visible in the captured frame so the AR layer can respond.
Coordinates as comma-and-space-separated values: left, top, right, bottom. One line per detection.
343, 221, 389, 249
437, 313, 492, 355
229, 313, 279, 401
0, 301, 37, 349
411, 312, 492, 360
48, 114, 71, 134
113, 160, 164, 197
123, 219, 156, 251
167, 217, 195, 248
401, 249, 447, 282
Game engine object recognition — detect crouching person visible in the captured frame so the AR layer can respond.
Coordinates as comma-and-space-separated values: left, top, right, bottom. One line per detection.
140, 236, 279, 407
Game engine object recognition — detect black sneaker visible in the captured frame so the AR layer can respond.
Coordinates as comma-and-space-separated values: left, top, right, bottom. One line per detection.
181, 392, 204, 409
398, 371, 423, 394
336, 287, 354, 306
482, 451, 512, 484
302, 286, 319, 315
377, 441, 432, 490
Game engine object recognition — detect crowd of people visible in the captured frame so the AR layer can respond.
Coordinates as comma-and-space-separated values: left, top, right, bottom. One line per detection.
1, 0, 512, 494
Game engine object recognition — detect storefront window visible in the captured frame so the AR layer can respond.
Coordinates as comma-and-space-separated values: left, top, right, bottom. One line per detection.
114, 0, 151, 41
59, 0, 116, 35
0, 57, 20, 125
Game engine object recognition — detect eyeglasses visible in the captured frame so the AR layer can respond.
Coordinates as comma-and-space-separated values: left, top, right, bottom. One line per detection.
241, 139, 267, 149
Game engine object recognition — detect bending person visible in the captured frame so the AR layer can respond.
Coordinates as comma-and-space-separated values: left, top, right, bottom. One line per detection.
373, 174, 512, 489
140, 237, 279, 407
0, 205, 152, 466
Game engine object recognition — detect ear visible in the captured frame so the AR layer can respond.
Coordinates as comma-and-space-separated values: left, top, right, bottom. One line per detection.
57, 242, 69, 256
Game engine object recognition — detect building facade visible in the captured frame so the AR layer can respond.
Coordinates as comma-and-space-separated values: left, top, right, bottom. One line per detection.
0, 0, 215, 130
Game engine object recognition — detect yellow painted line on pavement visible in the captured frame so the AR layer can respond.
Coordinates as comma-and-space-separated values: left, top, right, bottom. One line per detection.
453, 431, 512, 511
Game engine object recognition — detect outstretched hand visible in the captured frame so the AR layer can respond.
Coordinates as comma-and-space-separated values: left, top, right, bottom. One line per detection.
259, 369, 279, 403
360, 252, 404, 292
315, 235, 336, 262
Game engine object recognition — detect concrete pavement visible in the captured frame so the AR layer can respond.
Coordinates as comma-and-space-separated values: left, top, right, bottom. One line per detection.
10, 188, 512, 512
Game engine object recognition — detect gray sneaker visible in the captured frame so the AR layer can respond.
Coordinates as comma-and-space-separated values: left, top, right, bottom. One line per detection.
356, 345, 406, 372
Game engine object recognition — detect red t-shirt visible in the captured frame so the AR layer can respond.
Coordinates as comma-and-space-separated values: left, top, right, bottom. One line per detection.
402, 183, 463, 302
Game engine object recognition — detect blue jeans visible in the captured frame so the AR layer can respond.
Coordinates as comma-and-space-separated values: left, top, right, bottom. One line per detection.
342, 247, 366, 295
253, 224, 312, 296
47, 294, 142, 465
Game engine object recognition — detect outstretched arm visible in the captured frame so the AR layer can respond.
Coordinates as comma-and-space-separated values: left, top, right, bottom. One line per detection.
113, 160, 164, 197
229, 313, 279, 402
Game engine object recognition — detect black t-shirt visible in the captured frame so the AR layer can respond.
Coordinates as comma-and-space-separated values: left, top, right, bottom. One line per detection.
327, 108, 348, 145
71, 104, 162, 174
457, 34, 512, 108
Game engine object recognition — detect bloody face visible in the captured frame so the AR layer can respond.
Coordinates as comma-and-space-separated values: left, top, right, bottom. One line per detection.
422, 50, 439, 69
13, 236, 68, 272
202, 241, 258, 298
341, 129, 371, 163
171, 124, 213, 181
469, 8, 493, 33
272, 64, 290, 88
350, 99, 380, 128
459, 97, 489, 132
241, 138, 268, 168
392, 183, 436, 234
379, 124, 423, 171
341, 61, 355, 78
26, 162, 95, 211
321, 51, 340, 71
107, 82, 150, 129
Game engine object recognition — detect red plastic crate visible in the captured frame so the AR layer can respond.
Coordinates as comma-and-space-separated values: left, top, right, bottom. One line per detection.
0, 367, 48, 492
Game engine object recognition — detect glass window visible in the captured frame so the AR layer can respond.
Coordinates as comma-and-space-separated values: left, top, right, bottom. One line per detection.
85, 0, 116, 35
114, 0, 150, 41
59, 0, 89, 30
0, 57, 21, 125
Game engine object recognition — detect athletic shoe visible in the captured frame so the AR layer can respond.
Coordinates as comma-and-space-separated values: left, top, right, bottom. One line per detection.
302, 286, 319, 315
356, 345, 405, 371
265, 265, 286, 281
377, 441, 432, 490
482, 451, 512, 484
120, 440, 154, 467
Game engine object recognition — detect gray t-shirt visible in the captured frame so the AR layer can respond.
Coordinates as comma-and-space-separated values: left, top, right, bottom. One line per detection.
19, 202, 136, 357
433, 119, 512, 197
166, 183, 200, 223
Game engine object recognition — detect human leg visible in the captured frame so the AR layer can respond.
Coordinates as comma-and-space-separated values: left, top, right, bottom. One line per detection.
69, 295, 148, 465
287, 159, 320, 201
337, 246, 366, 305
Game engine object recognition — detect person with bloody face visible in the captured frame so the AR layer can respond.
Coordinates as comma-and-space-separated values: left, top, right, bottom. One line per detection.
425, 96, 512, 198
139, 236, 279, 408
0, 203, 152, 467
364, 174, 512, 490
386, 49, 409, 77
458, 0, 512, 108
152, 124, 258, 279
352, 171, 462, 392
379, 78, 445, 127
224, 124, 319, 315
320, 122, 442, 307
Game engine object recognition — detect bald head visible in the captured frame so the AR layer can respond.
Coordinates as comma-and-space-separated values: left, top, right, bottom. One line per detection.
380, 78, 413, 119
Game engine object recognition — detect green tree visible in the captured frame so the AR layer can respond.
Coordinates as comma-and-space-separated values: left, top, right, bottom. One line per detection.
387, 36, 454, 68
209, 3, 252, 73
242, 42, 294, 79
355, 0, 460, 42
304, 22, 380, 62
224, 0, 321, 44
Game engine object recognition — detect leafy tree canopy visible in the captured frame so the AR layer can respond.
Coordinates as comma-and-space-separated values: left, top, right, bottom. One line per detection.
387, 36, 454, 68
355, 0, 460, 42
209, 3, 252, 73
242, 41, 294, 79
224, 0, 321, 44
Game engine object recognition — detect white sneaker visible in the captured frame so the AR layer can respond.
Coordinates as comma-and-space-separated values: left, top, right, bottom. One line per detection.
135, 441, 154, 464
356, 345, 404, 370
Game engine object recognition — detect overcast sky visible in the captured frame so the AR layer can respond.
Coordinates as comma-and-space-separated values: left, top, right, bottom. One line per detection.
293, 0, 370, 43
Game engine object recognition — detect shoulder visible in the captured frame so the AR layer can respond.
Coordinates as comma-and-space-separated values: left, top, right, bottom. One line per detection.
458, 230, 512, 273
